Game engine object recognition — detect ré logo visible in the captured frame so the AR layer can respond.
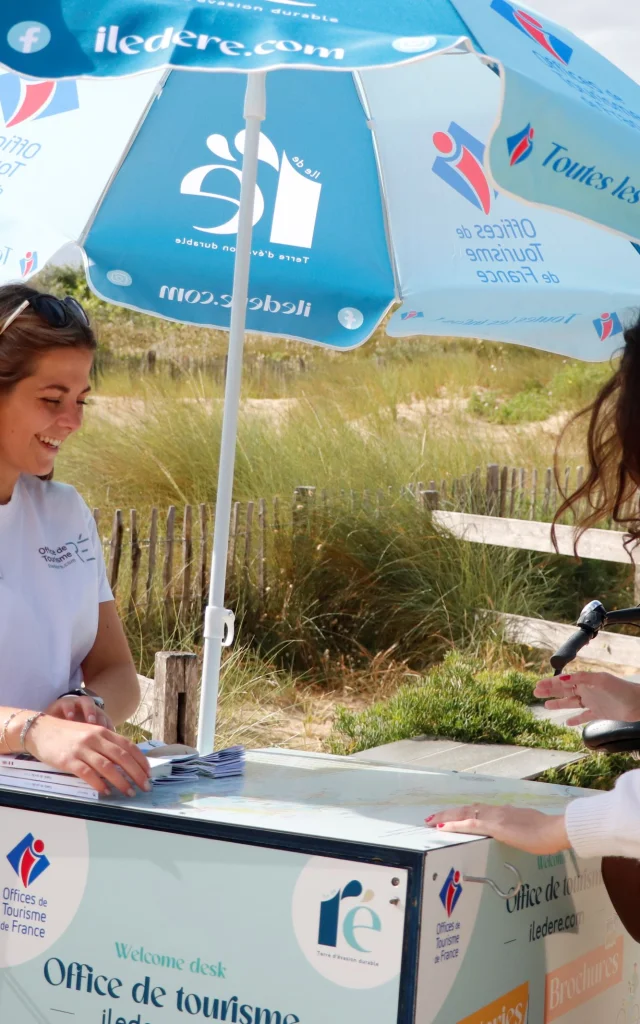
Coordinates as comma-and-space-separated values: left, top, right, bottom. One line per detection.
317, 879, 381, 953
180, 131, 321, 249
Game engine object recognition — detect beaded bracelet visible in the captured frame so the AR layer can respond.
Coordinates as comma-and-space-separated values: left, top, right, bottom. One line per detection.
0, 710, 23, 753
19, 712, 45, 753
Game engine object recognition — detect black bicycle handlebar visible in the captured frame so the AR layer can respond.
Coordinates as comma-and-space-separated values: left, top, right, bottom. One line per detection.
550, 628, 595, 672
550, 601, 640, 676
548, 601, 640, 756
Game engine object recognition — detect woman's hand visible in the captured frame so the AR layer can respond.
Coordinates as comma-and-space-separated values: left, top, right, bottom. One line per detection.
45, 694, 114, 731
534, 671, 640, 727
425, 804, 570, 855
24, 715, 151, 798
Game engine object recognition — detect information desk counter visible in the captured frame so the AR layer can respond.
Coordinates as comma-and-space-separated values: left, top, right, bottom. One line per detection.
0, 749, 635, 1024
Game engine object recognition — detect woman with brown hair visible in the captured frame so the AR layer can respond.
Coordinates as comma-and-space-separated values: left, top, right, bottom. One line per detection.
0, 282, 150, 797
427, 319, 640, 859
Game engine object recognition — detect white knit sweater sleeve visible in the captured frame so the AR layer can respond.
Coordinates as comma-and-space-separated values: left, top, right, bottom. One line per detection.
566, 768, 640, 859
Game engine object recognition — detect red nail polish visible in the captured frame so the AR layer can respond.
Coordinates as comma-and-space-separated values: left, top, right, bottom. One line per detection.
437, 824, 445, 829
425, 815, 435, 823
559, 675, 572, 681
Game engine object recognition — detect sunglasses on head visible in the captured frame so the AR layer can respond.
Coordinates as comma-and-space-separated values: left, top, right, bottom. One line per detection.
0, 293, 90, 337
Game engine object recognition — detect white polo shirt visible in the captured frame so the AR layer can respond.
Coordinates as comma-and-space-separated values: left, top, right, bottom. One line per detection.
0, 475, 113, 712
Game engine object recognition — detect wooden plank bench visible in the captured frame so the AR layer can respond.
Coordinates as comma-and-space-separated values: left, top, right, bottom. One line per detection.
353, 737, 585, 780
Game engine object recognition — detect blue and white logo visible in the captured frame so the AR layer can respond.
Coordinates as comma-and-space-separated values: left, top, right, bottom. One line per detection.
7, 22, 51, 55
338, 307, 364, 330
180, 130, 322, 249
292, 858, 406, 988
6, 833, 50, 888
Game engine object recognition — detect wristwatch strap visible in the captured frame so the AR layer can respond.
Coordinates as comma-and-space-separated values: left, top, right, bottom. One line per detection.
59, 688, 105, 709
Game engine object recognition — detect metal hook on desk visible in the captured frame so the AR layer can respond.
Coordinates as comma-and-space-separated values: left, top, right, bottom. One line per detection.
463, 863, 522, 901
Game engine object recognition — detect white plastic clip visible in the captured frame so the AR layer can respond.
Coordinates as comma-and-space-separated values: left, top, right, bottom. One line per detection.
204, 606, 235, 647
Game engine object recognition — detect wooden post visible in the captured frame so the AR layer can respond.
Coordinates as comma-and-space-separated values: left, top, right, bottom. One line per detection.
459, 475, 468, 512
292, 488, 303, 533
509, 468, 517, 518
163, 505, 176, 612
530, 468, 538, 520
228, 501, 240, 582
152, 652, 199, 746
543, 468, 552, 518
108, 510, 124, 594
146, 507, 158, 617
550, 470, 558, 517
257, 498, 267, 605
486, 463, 500, 515
499, 466, 508, 518
421, 489, 439, 511
180, 505, 193, 621
197, 504, 208, 614
128, 509, 142, 614
519, 468, 526, 518
244, 500, 254, 591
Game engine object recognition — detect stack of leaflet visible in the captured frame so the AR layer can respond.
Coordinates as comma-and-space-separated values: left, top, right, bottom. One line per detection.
0, 743, 245, 800
144, 744, 246, 785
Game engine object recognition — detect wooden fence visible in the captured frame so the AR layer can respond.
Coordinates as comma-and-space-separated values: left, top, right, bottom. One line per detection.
97, 461, 638, 626
104, 348, 311, 383
126, 463, 640, 740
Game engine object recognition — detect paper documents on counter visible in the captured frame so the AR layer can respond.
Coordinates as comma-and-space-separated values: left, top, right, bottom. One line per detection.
0, 743, 245, 800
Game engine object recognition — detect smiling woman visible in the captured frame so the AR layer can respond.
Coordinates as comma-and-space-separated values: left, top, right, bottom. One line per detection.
0, 284, 150, 799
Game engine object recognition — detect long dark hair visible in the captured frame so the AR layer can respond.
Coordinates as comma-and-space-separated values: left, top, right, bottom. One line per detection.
553, 314, 640, 550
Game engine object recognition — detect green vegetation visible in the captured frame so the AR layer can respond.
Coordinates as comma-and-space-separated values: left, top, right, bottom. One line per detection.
329, 653, 635, 791
469, 361, 612, 425
469, 384, 554, 425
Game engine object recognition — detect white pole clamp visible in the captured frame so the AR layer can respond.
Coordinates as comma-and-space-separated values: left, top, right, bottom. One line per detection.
204, 606, 235, 647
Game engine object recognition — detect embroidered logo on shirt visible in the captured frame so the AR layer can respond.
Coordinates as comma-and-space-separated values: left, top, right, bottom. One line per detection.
38, 535, 95, 569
